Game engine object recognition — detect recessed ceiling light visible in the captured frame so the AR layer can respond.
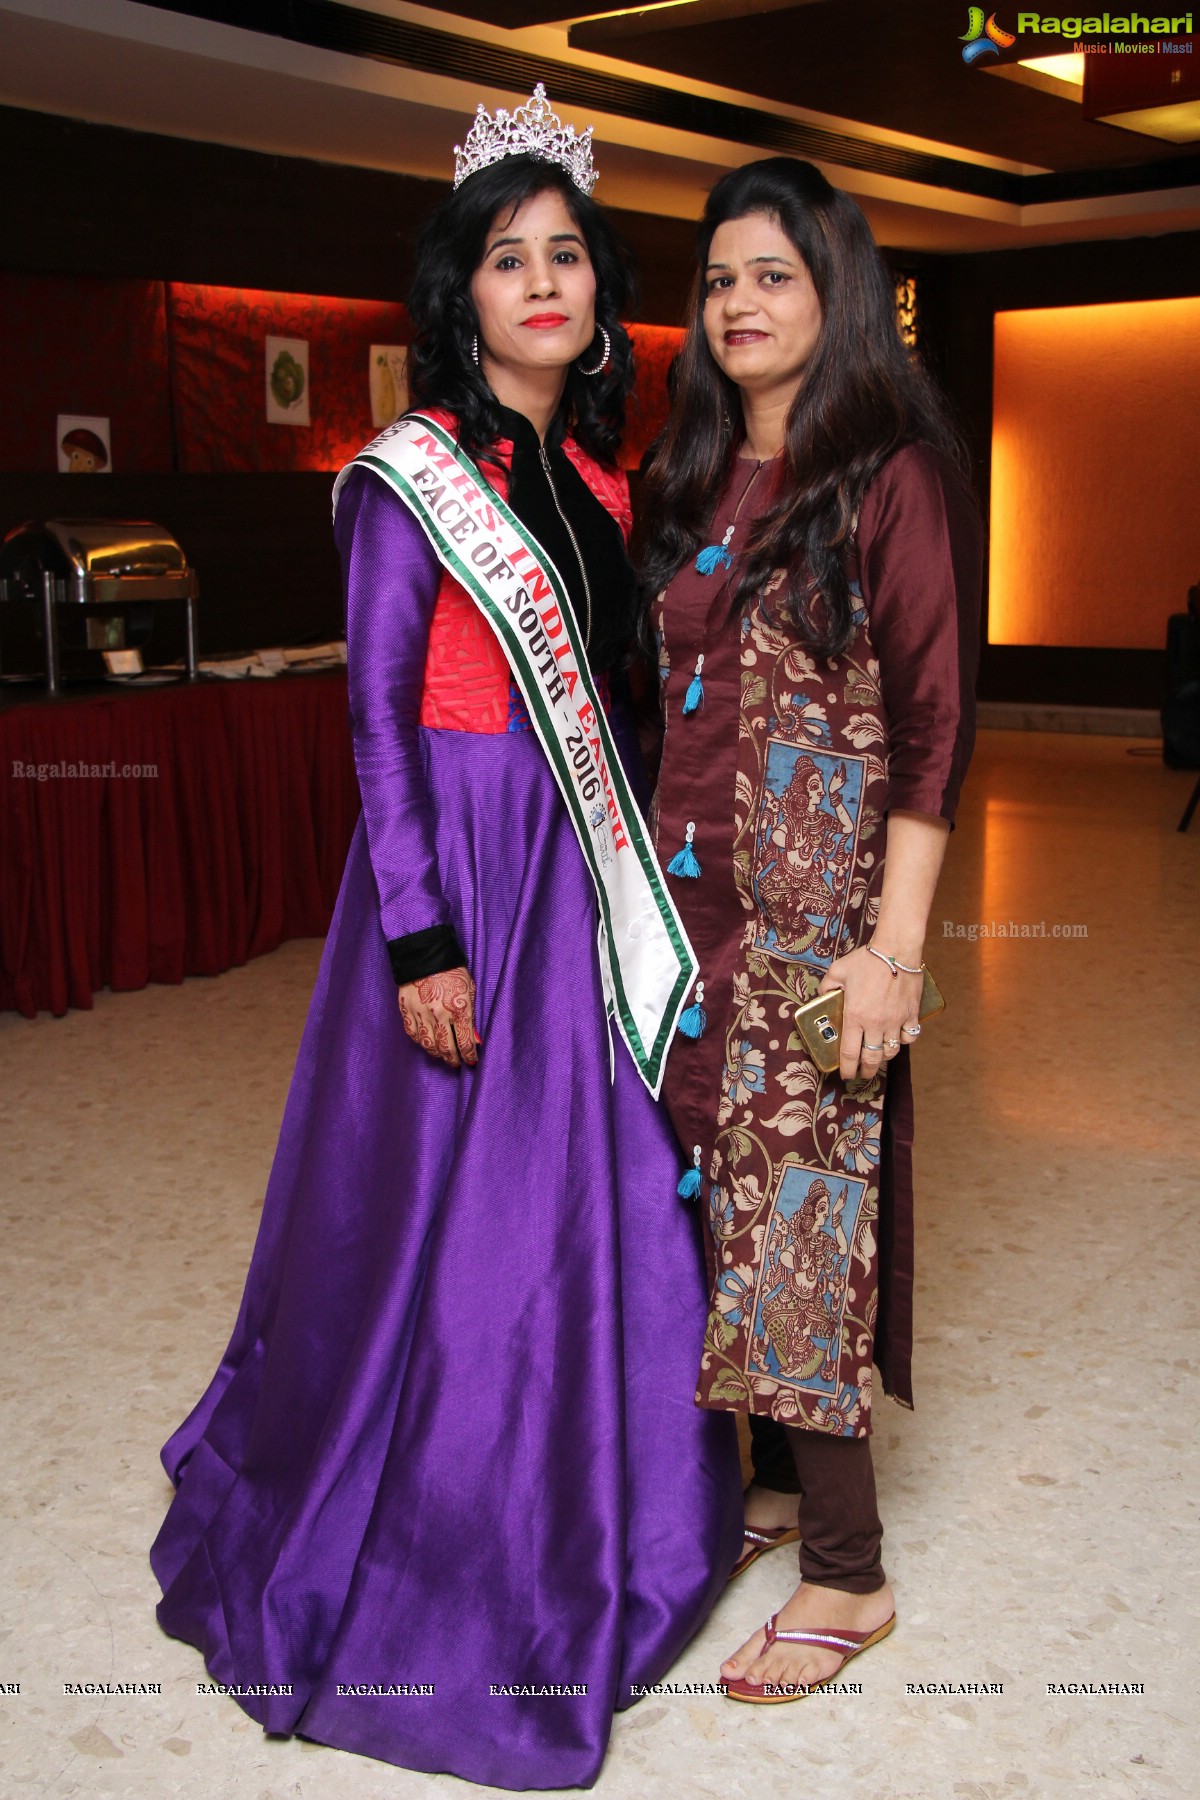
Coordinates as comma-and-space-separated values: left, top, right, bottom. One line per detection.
1095, 98, 1200, 142
986, 51, 1085, 102
1019, 52, 1086, 88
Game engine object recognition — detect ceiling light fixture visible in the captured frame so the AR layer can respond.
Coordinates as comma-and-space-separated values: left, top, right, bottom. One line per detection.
574, 0, 809, 34
1082, 34, 1200, 143
1019, 51, 1086, 87
991, 34, 1198, 140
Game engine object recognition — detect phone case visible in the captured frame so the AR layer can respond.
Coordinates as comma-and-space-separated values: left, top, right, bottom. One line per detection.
792, 967, 945, 1073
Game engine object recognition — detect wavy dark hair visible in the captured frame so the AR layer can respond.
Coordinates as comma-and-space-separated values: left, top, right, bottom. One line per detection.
407, 155, 634, 468
641, 158, 967, 653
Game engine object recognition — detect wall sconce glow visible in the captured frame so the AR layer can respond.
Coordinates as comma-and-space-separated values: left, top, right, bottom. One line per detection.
894, 275, 918, 350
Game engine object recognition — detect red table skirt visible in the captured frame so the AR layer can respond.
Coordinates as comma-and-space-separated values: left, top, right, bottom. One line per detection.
0, 674, 360, 1018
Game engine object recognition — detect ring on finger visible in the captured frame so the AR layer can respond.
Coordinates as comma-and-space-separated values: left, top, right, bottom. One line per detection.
884, 1037, 900, 1049
862, 1041, 884, 1052
900, 1021, 921, 1038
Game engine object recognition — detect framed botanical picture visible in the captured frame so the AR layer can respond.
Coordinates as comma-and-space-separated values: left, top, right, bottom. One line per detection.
369, 345, 409, 428
265, 336, 310, 426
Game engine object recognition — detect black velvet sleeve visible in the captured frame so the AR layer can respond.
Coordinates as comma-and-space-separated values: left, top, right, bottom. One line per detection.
386, 923, 468, 988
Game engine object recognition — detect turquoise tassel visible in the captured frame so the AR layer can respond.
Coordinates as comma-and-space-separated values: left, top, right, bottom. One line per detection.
667, 820, 701, 879
682, 654, 705, 716
696, 522, 736, 576
695, 543, 733, 575
678, 980, 707, 1039
677, 1144, 703, 1201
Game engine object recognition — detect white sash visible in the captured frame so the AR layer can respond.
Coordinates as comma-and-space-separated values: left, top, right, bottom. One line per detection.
333, 413, 696, 1097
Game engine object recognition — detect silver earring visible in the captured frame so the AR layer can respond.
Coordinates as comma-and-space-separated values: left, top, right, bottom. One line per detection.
471, 334, 480, 366
578, 325, 611, 377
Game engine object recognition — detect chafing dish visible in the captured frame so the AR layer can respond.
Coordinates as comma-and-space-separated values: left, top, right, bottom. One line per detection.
0, 518, 199, 693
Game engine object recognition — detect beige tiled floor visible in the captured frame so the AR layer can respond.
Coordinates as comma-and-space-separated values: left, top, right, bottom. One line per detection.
2, 730, 1198, 1800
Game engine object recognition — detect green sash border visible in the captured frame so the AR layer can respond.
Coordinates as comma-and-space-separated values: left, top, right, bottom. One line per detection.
335, 414, 696, 1096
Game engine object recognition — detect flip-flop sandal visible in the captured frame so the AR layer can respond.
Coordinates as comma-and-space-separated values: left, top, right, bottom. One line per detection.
729, 1524, 801, 1581
723, 1610, 896, 1703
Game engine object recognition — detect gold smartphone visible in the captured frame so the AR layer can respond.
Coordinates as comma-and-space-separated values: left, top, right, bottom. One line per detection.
792, 967, 945, 1074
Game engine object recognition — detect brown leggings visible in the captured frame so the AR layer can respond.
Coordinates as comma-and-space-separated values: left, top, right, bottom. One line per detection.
749, 1414, 886, 1595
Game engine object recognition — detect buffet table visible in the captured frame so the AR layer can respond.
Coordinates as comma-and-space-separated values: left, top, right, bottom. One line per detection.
0, 672, 359, 1017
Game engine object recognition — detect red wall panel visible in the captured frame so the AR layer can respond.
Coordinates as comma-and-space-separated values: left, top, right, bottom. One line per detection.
623, 324, 684, 471
0, 274, 173, 473
0, 276, 681, 480
168, 284, 409, 473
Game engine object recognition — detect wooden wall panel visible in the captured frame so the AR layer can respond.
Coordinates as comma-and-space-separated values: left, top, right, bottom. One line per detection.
990, 299, 1200, 650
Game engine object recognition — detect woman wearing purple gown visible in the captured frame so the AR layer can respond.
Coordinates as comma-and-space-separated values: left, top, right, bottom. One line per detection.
151, 89, 741, 1790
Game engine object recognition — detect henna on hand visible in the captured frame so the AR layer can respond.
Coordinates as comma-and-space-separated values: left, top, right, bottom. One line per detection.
397, 966, 478, 1069
398, 991, 438, 1057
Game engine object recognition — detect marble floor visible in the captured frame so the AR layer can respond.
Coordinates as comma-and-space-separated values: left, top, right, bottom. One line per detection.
2, 730, 1198, 1800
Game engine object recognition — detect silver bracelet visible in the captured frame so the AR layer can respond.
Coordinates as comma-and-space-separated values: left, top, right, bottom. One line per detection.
867, 944, 926, 978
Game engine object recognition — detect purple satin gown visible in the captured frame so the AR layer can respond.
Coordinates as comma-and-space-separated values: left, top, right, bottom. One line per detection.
150, 470, 743, 1791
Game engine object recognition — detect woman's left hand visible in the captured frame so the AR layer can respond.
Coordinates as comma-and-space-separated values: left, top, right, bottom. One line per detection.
819, 946, 921, 1083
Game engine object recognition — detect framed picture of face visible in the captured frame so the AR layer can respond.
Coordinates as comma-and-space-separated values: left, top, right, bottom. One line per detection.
57, 413, 112, 473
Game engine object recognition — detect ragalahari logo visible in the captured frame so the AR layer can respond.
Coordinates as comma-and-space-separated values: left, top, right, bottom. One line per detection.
961, 7, 1017, 59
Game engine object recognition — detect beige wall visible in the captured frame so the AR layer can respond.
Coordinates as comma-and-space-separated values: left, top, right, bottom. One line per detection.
989, 298, 1200, 649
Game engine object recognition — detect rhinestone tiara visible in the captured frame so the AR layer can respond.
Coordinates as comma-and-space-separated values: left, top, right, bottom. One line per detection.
452, 84, 597, 196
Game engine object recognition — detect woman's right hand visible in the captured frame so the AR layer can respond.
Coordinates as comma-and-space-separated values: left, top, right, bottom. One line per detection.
398, 968, 479, 1069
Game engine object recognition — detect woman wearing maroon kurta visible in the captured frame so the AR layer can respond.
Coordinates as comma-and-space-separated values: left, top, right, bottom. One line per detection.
641, 159, 982, 1700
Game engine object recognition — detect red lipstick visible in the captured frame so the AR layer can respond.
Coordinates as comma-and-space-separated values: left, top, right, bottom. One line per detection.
522, 312, 569, 328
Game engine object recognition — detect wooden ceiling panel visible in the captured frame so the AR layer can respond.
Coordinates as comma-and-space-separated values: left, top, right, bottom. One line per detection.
427, 0, 813, 26
422, 2, 619, 24
570, 1, 1198, 171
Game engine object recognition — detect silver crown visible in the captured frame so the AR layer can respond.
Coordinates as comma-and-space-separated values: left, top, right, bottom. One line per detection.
452, 84, 597, 196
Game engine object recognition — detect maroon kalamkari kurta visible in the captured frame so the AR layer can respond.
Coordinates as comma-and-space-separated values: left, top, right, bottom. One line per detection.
652, 442, 982, 1432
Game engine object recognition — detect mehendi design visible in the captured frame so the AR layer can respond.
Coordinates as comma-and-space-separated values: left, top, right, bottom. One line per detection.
399, 967, 478, 1067
399, 993, 438, 1056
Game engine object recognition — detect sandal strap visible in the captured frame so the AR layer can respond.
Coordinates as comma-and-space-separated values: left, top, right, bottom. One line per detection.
762, 1614, 882, 1653
742, 1525, 790, 1546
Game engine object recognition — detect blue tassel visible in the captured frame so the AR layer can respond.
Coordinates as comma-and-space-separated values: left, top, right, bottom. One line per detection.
667, 820, 701, 879
667, 842, 701, 879
682, 654, 705, 716
695, 543, 733, 575
678, 980, 707, 1039
677, 1144, 703, 1201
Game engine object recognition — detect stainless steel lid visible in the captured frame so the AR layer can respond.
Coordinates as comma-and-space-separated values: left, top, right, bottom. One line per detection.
0, 519, 196, 604
5, 519, 190, 578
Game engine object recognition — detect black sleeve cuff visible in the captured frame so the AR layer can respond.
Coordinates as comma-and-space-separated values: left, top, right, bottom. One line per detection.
386, 923, 468, 987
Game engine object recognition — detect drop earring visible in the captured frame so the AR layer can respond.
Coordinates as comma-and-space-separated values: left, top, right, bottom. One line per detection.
471, 334, 480, 366
578, 325, 611, 377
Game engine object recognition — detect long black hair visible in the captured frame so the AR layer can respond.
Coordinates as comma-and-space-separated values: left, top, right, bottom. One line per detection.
407, 155, 634, 468
640, 158, 967, 654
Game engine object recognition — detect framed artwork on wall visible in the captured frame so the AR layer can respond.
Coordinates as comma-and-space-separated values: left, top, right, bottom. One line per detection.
370, 345, 409, 428
57, 413, 112, 473
265, 336, 310, 426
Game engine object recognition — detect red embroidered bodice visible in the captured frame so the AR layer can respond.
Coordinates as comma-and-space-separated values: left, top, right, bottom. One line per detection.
415, 408, 632, 734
